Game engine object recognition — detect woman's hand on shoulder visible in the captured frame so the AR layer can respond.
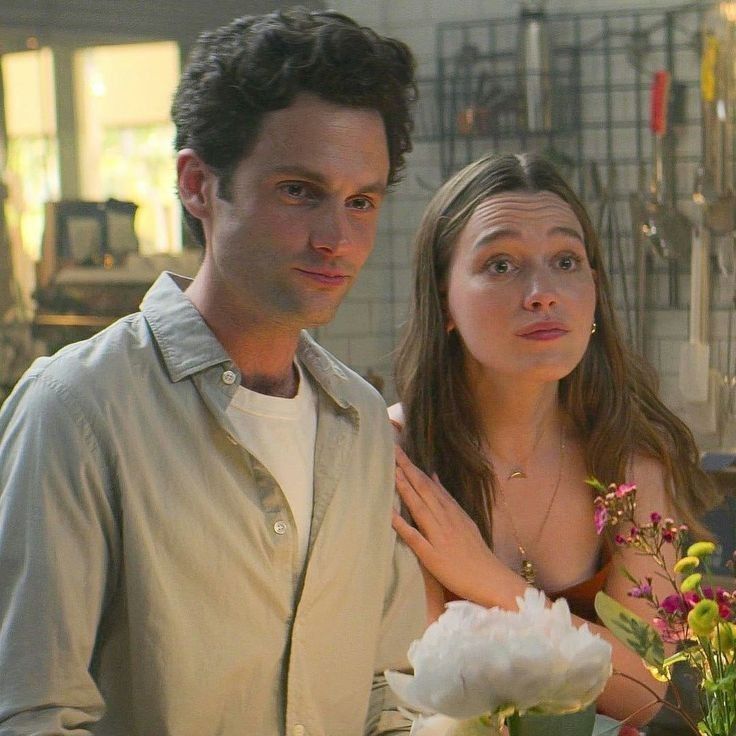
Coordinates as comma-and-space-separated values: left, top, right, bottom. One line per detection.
392, 446, 525, 608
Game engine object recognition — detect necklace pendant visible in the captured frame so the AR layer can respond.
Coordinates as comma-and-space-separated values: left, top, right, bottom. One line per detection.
521, 558, 536, 585
508, 468, 527, 480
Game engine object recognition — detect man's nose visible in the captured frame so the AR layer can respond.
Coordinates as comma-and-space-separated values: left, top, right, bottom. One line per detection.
310, 203, 351, 254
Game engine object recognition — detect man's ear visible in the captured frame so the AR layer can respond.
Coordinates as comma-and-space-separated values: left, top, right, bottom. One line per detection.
177, 149, 213, 220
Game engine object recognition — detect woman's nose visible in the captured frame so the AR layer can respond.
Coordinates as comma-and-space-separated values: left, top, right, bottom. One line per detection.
522, 269, 559, 311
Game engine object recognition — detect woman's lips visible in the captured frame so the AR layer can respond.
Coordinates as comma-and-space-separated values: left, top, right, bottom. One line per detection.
517, 322, 569, 340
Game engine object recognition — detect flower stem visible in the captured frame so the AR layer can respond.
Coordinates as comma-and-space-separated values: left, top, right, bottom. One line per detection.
611, 670, 702, 735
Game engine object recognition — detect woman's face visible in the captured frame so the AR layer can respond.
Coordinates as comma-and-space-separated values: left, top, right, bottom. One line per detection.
445, 190, 597, 385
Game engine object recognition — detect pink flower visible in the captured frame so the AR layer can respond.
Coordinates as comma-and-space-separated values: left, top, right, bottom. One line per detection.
650, 512, 662, 525
683, 592, 700, 608
629, 581, 653, 599
614, 534, 627, 545
652, 616, 688, 643
615, 483, 636, 497
660, 594, 688, 615
594, 505, 609, 535
696, 587, 734, 619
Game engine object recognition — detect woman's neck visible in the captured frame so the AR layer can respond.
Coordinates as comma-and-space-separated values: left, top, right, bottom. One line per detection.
470, 372, 564, 465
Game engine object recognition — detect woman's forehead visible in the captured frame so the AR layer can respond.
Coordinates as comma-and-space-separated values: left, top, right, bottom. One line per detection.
460, 190, 584, 241
473, 190, 578, 222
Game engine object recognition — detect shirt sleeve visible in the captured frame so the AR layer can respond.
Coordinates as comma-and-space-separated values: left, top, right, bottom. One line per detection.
0, 371, 119, 734
365, 533, 426, 736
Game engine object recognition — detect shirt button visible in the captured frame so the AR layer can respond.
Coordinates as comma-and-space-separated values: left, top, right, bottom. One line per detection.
222, 370, 237, 385
293, 726, 305, 736
273, 520, 288, 535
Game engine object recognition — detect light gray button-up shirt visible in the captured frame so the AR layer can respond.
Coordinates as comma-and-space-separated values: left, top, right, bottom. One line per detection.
0, 272, 425, 736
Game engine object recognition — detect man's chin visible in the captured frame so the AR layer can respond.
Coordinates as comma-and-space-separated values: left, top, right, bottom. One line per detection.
304, 308, 340, 329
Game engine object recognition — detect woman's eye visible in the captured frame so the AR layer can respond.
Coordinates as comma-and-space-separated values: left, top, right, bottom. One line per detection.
487, 259, 512, 274
557, 254, 580, 270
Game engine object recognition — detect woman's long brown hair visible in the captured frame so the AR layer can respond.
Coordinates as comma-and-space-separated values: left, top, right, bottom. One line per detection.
394, 152, 718, 547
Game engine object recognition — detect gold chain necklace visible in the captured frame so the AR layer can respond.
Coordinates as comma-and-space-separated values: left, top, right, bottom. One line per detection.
503, 422, 548, 480
496, 425, 566, 586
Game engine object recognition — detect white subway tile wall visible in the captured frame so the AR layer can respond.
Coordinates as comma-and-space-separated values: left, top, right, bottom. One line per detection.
320, 1, 735, 448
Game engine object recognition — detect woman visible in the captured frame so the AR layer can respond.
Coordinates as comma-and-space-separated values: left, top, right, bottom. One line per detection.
390, 153, 718, 726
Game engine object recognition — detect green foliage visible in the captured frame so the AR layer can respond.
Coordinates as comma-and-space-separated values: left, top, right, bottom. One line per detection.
594, 591, 665, 669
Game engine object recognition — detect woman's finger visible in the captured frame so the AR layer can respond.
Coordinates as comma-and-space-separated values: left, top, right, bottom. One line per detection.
394, 445, 453, 514
392, 510, 438, 567
395, 464, 441, 531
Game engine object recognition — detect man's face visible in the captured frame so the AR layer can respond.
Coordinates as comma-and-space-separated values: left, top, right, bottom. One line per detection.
186, 92, 390, 331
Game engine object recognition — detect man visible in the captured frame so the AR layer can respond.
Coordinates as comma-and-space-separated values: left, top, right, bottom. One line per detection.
0, 9, 425, 735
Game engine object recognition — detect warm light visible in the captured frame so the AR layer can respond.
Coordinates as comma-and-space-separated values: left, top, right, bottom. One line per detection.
720, 2, 736, 23
75, 42, 182, 253
90, 75, 106, 98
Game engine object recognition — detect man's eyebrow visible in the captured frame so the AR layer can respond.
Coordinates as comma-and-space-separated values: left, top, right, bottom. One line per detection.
267, 165, 387, 195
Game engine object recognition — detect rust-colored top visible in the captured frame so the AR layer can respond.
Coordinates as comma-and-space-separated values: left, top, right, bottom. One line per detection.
549, 561, 612, 622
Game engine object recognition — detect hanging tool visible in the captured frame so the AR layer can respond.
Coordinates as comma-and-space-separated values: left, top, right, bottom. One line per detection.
591, 161, 635, 344
629, 189, 649, 355
642, 70, 691, 263
453, 43, 482, 137
518, 3, 552, 133
679, 34, 718, 405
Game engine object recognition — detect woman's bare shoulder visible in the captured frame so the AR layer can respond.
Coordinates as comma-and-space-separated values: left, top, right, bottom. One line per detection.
629, 453, 672, 515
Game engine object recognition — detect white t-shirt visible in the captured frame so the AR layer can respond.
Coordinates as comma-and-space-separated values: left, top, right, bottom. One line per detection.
226, 362, 317, 569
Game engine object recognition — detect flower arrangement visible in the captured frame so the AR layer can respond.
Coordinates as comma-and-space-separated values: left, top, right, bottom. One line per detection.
590, 478, 736, 736
385, 588, 612, 735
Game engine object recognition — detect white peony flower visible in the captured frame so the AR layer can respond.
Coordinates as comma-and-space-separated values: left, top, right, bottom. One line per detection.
386, 588, 612, 721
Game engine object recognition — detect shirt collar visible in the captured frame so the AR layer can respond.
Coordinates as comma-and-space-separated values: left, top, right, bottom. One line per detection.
141, 272, 355, 410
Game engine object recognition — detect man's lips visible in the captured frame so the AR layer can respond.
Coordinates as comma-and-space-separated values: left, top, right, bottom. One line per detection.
295, 267, 351, 285
516, 321, 570, 340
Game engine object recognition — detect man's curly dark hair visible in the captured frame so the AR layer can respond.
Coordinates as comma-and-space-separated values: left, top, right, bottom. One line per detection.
171, 7, 417, 246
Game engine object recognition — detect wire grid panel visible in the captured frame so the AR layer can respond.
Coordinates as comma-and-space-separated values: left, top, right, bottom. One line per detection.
416, 3, 730, 346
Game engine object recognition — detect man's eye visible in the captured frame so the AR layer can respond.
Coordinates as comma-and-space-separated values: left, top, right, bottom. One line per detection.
280, 183, 313, 200
348, 196, 375, 211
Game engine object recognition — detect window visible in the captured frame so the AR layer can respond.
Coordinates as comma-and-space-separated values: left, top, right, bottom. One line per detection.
2, 48, 60, 264
75, 41, 181, 254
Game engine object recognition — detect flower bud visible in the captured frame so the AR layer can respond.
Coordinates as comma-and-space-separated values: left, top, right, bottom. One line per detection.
680, 573, 702, 593
688, 599, 720, 637
687, 541, 717, 558
713, 622, 736, 653
674, 556, 701, 574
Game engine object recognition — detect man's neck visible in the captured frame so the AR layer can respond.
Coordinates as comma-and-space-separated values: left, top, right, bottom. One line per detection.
221, 326, 302, 398
239, 363, 300, 398
185, 276, 301, 398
